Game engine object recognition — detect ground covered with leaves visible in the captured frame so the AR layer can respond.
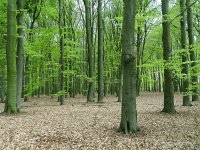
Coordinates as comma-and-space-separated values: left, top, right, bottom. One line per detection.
0, 92, 199, 150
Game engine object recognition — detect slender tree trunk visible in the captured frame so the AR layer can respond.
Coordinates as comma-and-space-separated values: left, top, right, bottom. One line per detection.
136, 26, 141, 96
119, 0, 138, 134
83, 0, 94, 102
1, 64, 5, 103
16, 0, 24, 112
24, 2, 41, 102
118, 62, 123, 102
24, 56, 29, 102
161, 0, 176, 113
58, 0, 65, 105
97, 0, 104, 103
186, 0, 199, 101
5, 0, 17, 113
180, 0, 191, 106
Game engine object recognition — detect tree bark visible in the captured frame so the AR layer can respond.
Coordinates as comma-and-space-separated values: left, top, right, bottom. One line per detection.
161, 0, 176, 113
97, 0, 104, 103
119, 0, 138, 134
180, 0, 191, 106
1, 64, 5, 103
186, 0, 199, 101
5, 0, 17, 113
83, 0, 94, 102
58, 0, 65, 105
16, 0, 24, 112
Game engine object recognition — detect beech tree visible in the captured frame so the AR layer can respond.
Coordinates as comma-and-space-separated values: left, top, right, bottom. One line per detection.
4, 0, 17, 113
119, 0, 138, 134
83, 0, 94, 102
97, 0, 104, 103
58, 0, 65, 105
180, 0, 191, 106
161, 0, 176, 113
186, 0, 199, 101
16, 0, 24, 112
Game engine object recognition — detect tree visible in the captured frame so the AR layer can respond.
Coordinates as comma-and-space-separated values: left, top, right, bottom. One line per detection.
186, 0, 199, 101
16, 0, 24, 112
4, 0, 17, 113
58, 0, 65, 105
24, 0, 41, 101
1, 63, 5, 103
161, 0, 176, 113
119, 0, 138, 134
83, 0, 94, 102
180, 0, 191, 106
97, 0, 104, 103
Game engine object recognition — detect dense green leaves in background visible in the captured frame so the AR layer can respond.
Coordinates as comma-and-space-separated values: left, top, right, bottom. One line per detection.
0, 0, 199, 115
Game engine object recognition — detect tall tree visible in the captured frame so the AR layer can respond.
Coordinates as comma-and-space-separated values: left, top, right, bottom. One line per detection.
24, 0, 41, 101
119, 0, 138, 134
16, 0, 24, 112
161, 0, 176, 113
180, 0, 191, 106
58, 0, 65, 105
4, 0, 17, 113
97, 0, 104, 103
83, 0, 94, 102
186, 0, 199, 101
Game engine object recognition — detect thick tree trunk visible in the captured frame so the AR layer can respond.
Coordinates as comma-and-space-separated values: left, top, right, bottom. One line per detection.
16, 0, 24, 112
83, 0, 94, 102
161, 0, 176, 113
119, 0, 138, 134
97, 0, 104, 103
180, 0, 191, 106
58, 0, 65, 105
186, 0, 199, 101
5, 0, 17, 113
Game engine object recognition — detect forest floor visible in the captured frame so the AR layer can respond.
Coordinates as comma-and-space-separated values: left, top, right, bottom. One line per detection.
0, 92, 199, 150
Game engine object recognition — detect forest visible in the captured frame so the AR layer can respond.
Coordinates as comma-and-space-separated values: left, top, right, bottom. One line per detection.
0, 0, 200, 149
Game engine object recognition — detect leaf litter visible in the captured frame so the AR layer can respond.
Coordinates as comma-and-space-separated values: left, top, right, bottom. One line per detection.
0, 92, 199, 150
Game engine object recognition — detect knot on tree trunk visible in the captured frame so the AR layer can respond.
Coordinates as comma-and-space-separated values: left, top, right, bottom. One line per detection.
122, 54, 135, 64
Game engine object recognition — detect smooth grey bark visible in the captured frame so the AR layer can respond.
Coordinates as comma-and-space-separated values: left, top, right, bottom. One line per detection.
58, 0, 64, 105
186, 0, 199, 101
161, 0, 176, 113
16, 0, 24, 112
5, 0, 17, 113
180, 0, 191, 106
97, 0, 104, 103
119, 0, 138, 134
83, 0, 94, 102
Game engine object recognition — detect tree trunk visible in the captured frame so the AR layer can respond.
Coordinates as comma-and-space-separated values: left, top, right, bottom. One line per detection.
161, 0, 176, 113
16, 0, 24, 112
117, 62, 123, 102
58, 0, 65, 105
186, 0, 199, 101
119, 0, 138, 134
83, 0, 94, 102
1, 64, 5, 103
5, 0, 17, 113
97, 0, 104, 103
180, 0, 191, 106
136, 26, 141, 96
